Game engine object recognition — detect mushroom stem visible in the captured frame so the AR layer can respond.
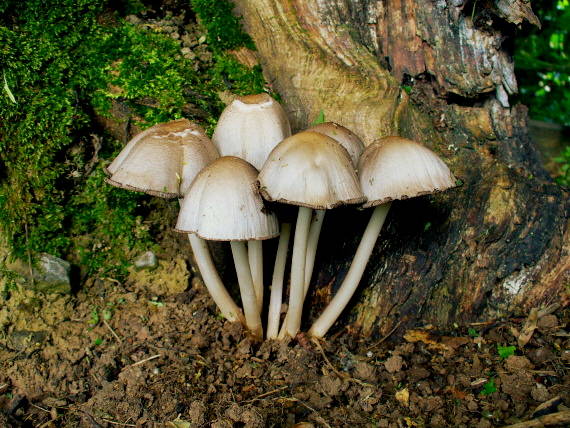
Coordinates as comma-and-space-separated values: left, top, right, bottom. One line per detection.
282, 206, 313, 338
230, 241, 263, 339
248, 240, 264, 311
308, 202, 391, 338
304, 209, 326, 292
266, 222, 291, 339
277, 210, 326, 336
187, 234, 245, 324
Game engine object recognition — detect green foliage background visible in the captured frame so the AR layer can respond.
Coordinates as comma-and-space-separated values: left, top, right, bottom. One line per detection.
0, 0, 265, 279
515, 0, 570, 127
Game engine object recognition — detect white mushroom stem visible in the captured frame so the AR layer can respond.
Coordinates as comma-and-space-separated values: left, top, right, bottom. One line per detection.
277, 210, 326, 336
187, 234, 245, 324
266, 222, 291, 339
282, 206, 313, 338
304, 209, 326, 292
308, 202, 391, 338
230, 241, 263, 339
248, 240, 264, 311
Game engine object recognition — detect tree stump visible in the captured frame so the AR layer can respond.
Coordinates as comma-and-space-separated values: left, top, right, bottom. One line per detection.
233, 0, 569, 337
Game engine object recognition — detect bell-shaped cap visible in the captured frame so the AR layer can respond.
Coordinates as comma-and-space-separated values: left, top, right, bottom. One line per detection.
258, 131, 366, 209
105, 119, 218, 198
359, 136, 457, 208
176, 156, 279, 241
307, 122, 364, 167
212, 93, 291, 169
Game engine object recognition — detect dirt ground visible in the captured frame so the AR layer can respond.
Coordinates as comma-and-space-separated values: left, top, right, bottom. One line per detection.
0, 264, 568, 427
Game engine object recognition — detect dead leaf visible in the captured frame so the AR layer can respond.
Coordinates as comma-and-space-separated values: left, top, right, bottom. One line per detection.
517, 307, 539, 347
384, 355, 404, 373
166, 418, 191, 428
403, 330, 455, 353
395, 388, 410, 407
446, 386, 468, 400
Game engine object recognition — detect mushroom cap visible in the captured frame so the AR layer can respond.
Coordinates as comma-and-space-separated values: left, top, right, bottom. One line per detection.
212, 93, 291, 169
359, 136, 457, 208
105, 119, 218, 198
176, 156, 279, 241
258, 131, 366, 209
307, 122, 365, 167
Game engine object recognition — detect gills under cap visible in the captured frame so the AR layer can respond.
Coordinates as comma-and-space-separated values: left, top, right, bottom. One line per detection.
258, 131, 366, 210
212, 93, 291, 170
105, 119, 218, 198
359, 136, 457, 208
176, 156, 279, 241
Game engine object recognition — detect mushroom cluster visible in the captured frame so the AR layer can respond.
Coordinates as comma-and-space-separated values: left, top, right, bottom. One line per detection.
105, 94, 457, 341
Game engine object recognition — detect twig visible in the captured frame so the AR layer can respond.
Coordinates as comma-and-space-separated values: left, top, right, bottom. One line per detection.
29, 403, 50, 413
100, 418, 137, 427
312, 338, 345, 379
368, 320, 403, 349
103, 319, 122, 344
312, 338, 373, 387
499, 411, 570, 428
243, 386, 289, 403
124, 354, 161, 369
279, 397, 332, 428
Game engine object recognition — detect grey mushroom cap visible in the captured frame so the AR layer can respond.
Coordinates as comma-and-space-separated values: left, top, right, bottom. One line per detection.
258, 131, 366, 209
359, 136, 457, 208
212, 93, 291, 170
105, 119, 218, 198
176, 156, 279, 241
307, 122, 365, 167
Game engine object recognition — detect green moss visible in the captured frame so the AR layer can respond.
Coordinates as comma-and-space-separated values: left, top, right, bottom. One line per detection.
190, 0, 255, 51
0, 0, 268, 280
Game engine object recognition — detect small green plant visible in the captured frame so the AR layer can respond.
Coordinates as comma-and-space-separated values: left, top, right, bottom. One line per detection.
480, 378, 497, 396
93, 337, 103, 346
311, 111, 326, 126
89, 307, 100, 326
148, 297, 164, 308
497, 344, 516, 359
468, 327, 479, 338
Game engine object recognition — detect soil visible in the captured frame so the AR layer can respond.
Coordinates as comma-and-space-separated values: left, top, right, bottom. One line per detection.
0, 270, 568, 427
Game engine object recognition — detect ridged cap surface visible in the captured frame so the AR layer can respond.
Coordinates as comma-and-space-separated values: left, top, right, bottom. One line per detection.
176, 156, 279, 241
258, 131, 365, 209
212, 93, 291, 169
105, 119, 218, 198
359, 136, 457, 208
307, 122, 365, 167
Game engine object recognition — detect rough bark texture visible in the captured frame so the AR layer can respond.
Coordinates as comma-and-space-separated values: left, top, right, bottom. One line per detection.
234, 0, 569, 337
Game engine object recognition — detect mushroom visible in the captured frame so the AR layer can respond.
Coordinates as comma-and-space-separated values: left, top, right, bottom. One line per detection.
212, 93, 291, 311
308, 136, 457, 338
176, 156, 279, 339
105, 119, 216, 198
258, 131, 365, 338
303, 122, 365, 289
105, 119, 245, 325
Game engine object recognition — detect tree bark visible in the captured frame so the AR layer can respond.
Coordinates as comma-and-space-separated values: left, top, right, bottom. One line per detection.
233, 0, 569, 337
